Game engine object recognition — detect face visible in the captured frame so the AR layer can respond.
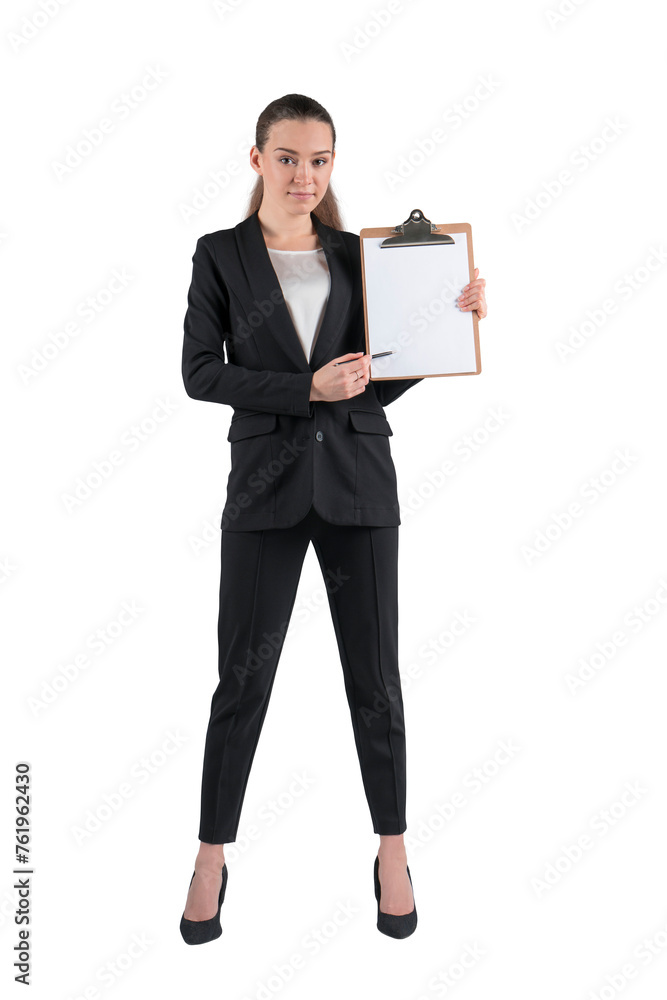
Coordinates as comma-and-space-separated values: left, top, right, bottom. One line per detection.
250, 118, 335, 218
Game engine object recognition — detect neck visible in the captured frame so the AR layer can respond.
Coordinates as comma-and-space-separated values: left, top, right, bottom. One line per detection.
256, 201, 318, 244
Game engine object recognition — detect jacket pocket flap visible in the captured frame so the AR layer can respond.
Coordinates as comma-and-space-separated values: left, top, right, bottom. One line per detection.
349, 409, 393, 436
227, 412, 277, 442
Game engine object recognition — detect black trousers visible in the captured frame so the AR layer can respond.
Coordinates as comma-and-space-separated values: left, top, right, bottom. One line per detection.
198, 503, 407, 844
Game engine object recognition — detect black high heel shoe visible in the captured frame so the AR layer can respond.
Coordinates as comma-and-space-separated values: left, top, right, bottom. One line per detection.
180, 865, 228, 945
374, 854, 417, 938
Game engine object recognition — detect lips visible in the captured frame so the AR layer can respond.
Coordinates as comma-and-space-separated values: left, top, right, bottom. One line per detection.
289, 193, 313, 198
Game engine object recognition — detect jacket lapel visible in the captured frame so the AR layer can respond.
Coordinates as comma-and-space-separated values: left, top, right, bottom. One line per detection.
235, 208, 354, 374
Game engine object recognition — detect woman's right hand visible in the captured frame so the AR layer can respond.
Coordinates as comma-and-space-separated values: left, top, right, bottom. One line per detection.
310, 352, 371, 402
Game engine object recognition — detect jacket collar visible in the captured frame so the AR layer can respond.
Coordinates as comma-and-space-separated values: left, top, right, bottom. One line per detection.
234, 207, 354, 373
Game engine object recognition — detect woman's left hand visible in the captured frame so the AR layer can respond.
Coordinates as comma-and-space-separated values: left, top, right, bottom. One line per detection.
457, 268, 487, 320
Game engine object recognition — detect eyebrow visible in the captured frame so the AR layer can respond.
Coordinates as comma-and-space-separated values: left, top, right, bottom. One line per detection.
273, 147, 332, 155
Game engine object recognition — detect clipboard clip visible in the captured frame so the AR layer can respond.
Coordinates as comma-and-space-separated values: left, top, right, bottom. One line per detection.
380, 208, 455, 248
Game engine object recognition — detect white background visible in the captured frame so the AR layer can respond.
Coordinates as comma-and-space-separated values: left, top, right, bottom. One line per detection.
2, 1, 666, 997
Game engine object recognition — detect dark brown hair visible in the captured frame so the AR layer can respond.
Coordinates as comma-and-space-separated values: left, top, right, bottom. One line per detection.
244, 94, 344, 231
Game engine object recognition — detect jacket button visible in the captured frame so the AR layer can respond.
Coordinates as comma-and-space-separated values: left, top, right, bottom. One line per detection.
315, 431, 323, 442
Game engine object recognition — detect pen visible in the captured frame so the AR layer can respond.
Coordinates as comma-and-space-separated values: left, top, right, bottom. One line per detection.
334, 351, 395, 365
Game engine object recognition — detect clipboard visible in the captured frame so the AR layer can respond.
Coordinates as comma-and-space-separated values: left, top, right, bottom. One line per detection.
359, 208, 482, 380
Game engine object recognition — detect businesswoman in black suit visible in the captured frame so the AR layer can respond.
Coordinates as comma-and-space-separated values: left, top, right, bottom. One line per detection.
180, 94, 487, 943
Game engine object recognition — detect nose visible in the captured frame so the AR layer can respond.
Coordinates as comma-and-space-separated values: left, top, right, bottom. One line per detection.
293, 161, 312, 185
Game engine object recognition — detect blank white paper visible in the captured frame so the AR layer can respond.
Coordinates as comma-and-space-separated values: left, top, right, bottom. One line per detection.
361, 232, 478, 378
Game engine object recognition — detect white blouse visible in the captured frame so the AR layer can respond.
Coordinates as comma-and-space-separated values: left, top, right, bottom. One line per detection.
267, 247, 331, 363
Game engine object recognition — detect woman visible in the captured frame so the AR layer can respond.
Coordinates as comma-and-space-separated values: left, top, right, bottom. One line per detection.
179, 94, 487, 944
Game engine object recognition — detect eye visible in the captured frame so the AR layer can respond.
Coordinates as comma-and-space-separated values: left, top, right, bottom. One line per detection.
278, 157, 329, 166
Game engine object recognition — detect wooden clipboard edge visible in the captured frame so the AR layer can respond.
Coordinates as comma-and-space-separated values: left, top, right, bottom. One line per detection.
358, 222, 481, 380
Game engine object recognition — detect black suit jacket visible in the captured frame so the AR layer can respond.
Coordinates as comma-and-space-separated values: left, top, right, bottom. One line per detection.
182, 208, 423, 531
